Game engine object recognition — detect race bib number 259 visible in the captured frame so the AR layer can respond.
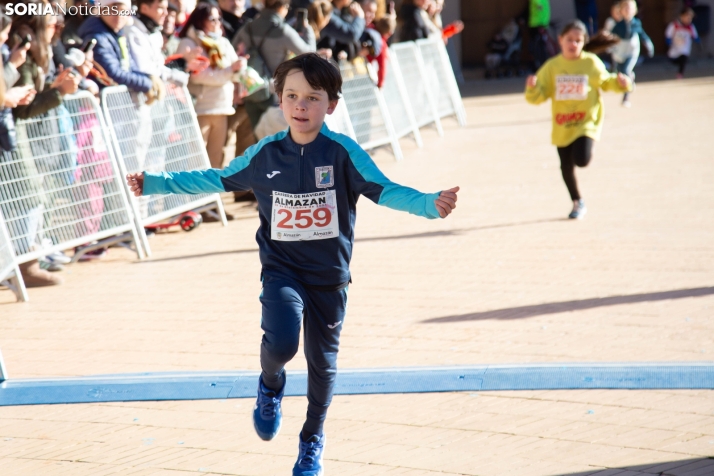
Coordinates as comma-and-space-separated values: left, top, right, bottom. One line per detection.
556, 75, 589, 101
271, 190, 339, 241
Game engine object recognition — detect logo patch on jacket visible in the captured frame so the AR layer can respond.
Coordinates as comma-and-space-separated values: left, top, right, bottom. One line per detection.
315, 166, 334, 188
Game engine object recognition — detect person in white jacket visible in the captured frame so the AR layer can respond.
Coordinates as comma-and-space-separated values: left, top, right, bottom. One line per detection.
177, 3, 246, 170
126, 0, 190, 86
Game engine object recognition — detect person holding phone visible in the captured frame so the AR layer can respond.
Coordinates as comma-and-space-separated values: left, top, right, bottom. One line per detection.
9, 12, 80, 120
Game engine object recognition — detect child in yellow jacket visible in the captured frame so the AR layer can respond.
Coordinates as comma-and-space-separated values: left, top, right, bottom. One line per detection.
525, 20, 632, 219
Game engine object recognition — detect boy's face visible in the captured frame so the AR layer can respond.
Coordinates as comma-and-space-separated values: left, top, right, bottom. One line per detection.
621, 1, 636, 21
102, 3, 132, 32
140, 0, 169, 26
681, 12, 694, 25
164, 10, 177, 34
611, 4, 622, 21
279, 69, 338, 142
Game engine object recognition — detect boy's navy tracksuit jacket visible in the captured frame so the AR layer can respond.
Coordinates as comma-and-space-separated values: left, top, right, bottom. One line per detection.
143, 123, 442, 288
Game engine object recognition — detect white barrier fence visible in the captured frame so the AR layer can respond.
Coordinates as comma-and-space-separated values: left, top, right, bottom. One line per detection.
335, 37, 465, 159
101, 83, 227, 256
0, 37, 463, 302
339, 61, 404, 161
0, 209, 26, 302
324, 94, 357, 141
416, 39, 467, 126
0, 92, 144, 270
381, 53, 423, 147
389, 41, 444, 137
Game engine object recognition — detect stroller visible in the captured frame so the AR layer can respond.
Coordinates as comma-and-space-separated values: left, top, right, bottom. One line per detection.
484, 19, 525, 79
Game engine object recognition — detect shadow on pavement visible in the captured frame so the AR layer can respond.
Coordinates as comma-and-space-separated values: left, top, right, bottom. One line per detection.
132, 219, 563, 263
356, 217, 564, 243
423, 287, 714, 323
135, 248, 259, 263
550, 458, 714, 476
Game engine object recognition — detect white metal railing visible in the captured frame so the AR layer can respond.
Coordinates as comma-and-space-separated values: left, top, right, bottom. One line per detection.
101, 83, 227, 256
0, 92, 144, 267
0, 208, 27, 302
339, 61, 403, 160
416, 38, 467, 126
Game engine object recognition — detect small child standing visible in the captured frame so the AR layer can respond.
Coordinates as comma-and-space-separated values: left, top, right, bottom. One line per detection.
525, 20, 631, 219
610, 0, 653, 107
366, 16, 397, 88
600, 1, 623, 72
666, 7, 699, 79
127, 53, 459, 475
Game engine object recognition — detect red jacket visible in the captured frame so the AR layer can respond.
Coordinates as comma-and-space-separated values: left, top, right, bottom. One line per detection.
366, 28, 389, 88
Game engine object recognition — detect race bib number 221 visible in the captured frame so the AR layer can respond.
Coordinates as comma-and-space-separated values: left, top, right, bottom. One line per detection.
271, 190, 339, 241
556, 75, 589, 101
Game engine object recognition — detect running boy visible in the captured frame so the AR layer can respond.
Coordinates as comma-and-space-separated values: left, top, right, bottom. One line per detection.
666, 7, 699, 79
610, 0, 653, 107
126, 53, 459, 475
525, 20, 631, 219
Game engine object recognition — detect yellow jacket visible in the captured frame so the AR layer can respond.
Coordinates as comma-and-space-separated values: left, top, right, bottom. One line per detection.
525, 52, 632, 147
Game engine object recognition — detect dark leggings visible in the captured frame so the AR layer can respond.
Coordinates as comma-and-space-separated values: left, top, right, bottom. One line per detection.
557, 136, 594, 201
259, 271, 348, 438
671, 55, 688, 75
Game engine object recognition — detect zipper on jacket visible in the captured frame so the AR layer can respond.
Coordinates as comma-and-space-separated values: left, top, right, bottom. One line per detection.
299, 146, 304, 191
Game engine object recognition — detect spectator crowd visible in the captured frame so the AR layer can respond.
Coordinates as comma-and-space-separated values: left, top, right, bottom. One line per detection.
0, 0, 462, 289
3, 0, 696, 291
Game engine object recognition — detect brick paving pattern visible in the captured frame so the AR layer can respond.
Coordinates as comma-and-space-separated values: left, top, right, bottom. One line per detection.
1, 70, 713, 474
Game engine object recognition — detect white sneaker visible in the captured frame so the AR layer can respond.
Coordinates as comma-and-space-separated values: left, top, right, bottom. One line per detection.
44, 250, 72, 265
622, 100, 632, 108
568, 200, 587, 220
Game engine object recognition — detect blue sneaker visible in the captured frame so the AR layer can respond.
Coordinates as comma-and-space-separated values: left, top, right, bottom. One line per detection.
252, 376, 284, 441
293, 433, 325, 476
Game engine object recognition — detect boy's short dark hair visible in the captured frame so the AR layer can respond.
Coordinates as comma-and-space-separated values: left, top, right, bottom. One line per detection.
681, 6, 694, 16
374, 17, 396, 36
274, 53, 342, 102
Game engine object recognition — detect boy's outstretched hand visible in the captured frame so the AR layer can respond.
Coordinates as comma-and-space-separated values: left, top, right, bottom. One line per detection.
435, 186, 459, 218
126, 173, 145, 197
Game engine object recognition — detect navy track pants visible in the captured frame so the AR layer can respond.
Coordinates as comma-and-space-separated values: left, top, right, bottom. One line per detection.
259, 270, 348, 436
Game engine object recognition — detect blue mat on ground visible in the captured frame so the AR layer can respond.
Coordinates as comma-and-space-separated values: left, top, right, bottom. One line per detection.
1, 363, 712, 406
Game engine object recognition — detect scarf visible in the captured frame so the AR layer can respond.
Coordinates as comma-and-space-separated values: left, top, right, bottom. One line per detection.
139, 14, 161, 34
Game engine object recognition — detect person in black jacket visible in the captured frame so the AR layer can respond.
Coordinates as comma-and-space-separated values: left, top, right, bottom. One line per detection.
219, 0, 247, 40
396, 0, 433, 42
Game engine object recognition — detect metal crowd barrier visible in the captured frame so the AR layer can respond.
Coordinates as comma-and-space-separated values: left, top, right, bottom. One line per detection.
381, 53, 423, 147
416, 38, 467, 126
101, 83, 227, 256
339, 61, 404, 161
389, 41, 444, 137
324, 94, 357, 141
0, 209, 26, 302
0, 92, 144, 272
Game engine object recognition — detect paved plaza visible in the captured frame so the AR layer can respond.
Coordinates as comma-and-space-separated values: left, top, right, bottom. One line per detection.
1, 66, 713, 474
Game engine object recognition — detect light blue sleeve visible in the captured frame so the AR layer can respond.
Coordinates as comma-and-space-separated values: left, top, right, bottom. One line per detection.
143, 131, 288, 196
321, 124, 442, 219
